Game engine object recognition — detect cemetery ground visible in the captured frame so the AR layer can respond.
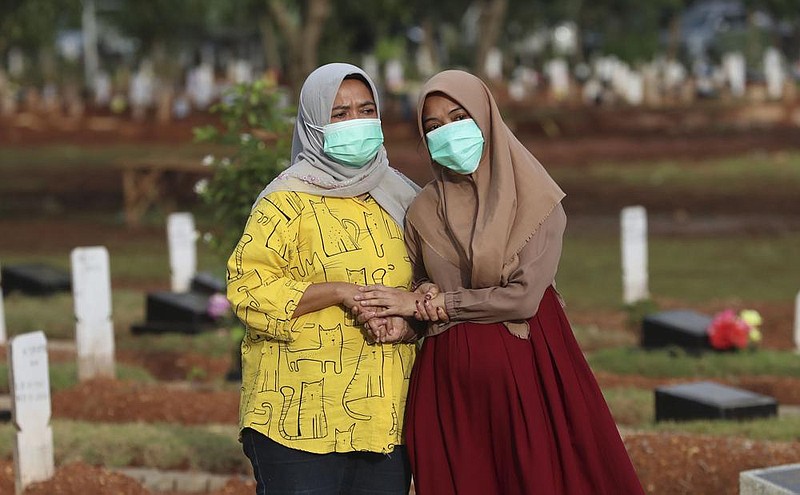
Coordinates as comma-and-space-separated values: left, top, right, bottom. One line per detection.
1, 110, 800, 494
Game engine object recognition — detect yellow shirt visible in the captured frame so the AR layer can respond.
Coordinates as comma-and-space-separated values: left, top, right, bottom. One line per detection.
227, 191, 416, 454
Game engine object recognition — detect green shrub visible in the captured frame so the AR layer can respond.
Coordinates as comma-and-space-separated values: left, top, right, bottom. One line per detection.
193, 79, 295, 257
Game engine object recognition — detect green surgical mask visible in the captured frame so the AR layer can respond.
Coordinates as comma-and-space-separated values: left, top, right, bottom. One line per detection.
322, 118, 384, 168
425, 119, 484, 175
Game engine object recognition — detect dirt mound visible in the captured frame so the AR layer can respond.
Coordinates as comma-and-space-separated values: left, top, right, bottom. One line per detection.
626, 432, 800, 495
52, 379, 238, 425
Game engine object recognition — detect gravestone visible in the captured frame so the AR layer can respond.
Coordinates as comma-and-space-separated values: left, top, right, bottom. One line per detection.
8, 331, 54, 494
71, 247, 115, 380
1, 263, 71, 296
641, 309, 712, 350
131, 291, 215, 335
764, 47, 785, 101
741, 463, 800, 495
621, 206, 649, 304
624, 71, 644, 106
0, 261, 6, 344
168, 212, 198, 293
8, 48, 25, 79
129, 62, 155, 120
484, 48, 503, 81
545, 58, 570, 101
191, 272, 226, 295
655, 381, 777, 422
795, 290, 800, 353
723, 52, 746, 98
384, 59, 405, 95
187, 63, 214, 110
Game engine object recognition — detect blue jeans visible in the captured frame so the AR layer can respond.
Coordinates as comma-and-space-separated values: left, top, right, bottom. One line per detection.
241, 428, 411, 495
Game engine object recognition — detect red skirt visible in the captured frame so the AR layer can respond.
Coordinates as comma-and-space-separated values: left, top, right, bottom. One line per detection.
405, 286, 645, 495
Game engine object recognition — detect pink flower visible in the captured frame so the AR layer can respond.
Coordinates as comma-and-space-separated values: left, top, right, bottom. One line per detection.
207, 293, 231, 320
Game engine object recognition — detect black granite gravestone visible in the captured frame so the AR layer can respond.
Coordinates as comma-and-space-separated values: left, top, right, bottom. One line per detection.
190, 271, 226, 295
641, 309, 713, 351
131, 291, 215, 334
1, 263, 71, 296
655, 381, 778, 422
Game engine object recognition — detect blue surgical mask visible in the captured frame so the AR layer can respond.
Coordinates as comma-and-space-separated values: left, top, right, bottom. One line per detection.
322, 118, 384, 168
425, 119, 484, 175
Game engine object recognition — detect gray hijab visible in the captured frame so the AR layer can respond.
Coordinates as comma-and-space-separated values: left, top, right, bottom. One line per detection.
254, 63, 419, 229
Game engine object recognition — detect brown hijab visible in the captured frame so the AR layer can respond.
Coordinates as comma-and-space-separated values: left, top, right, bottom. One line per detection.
407, 70, 565, 289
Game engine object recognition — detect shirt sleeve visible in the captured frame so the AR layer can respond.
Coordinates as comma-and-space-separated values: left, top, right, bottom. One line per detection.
444, 203, 566, 323
403, 220, 431, 290
226, 194, 311, 341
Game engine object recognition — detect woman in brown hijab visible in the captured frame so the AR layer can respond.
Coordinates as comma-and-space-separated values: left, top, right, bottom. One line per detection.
355, 70, 645, 495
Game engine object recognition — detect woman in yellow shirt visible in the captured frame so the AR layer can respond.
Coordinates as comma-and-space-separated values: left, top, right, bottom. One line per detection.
226, 63, 420, 494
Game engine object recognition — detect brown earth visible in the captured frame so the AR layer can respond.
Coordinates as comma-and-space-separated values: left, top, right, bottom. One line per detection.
2, 109, 800, 494
2, 434, 799, 495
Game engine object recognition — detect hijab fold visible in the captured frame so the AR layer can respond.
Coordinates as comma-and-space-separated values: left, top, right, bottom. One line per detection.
407, 70, 565, 288
254, 63, 419, 228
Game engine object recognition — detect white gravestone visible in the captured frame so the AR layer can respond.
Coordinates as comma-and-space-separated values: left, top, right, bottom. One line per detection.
764, 48, 785, 100
794, 290, 800, 353
625, 71, 644, 106
621, 206, 650, 304
71, 246, 115, 380
168, 213, 198, 292
9, 331, 54, 494
187, 63, 215, 110
0, 261, 6, 344
484, 47, 504, 80
723, 52, 746, 98
545, 59, 570, 101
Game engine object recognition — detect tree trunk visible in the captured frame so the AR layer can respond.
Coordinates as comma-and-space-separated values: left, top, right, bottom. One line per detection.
666, 12, 680, 61
258, 16, 282, 77
266, 0, 331, 98
473, 0, 508, 80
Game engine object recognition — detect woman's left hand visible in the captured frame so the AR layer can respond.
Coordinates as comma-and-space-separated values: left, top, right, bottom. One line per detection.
354, 285, 420, 317
364, 316, 415, 343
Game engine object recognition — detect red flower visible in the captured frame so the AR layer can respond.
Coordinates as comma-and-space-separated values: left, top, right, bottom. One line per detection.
708, 309, 750, 350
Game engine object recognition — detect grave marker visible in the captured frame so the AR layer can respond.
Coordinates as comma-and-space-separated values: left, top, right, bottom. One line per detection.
621, 206, 649, 304
168, 212, 198, 292
641, 309, 712, 351
71, 246, 115, 380
655, 381, 777, 422
764, 47, 785, 100
723, 52, 746, 98
1, 263, 71, 296
545, 58, 570, 101
9, 331, 54, 494
484, 47, 503, 80
741, 463, 800, 495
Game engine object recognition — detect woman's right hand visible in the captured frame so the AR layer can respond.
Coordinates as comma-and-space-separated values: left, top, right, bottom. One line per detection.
354, 285, 419, 317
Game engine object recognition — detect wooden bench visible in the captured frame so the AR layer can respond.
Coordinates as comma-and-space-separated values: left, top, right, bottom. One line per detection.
117, 159, 213, 227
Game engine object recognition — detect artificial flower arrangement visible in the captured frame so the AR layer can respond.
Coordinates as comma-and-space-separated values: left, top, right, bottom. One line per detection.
707, 309, 762, 351
207, 293, 232, 321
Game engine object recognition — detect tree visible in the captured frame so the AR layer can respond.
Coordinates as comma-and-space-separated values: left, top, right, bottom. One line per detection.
473, 0, 509, 79
0, 0, 81, 62
262, 0, 332, 96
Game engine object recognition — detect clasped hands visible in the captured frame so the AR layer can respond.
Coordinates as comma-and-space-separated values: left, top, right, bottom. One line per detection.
350, 282, 449, 343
